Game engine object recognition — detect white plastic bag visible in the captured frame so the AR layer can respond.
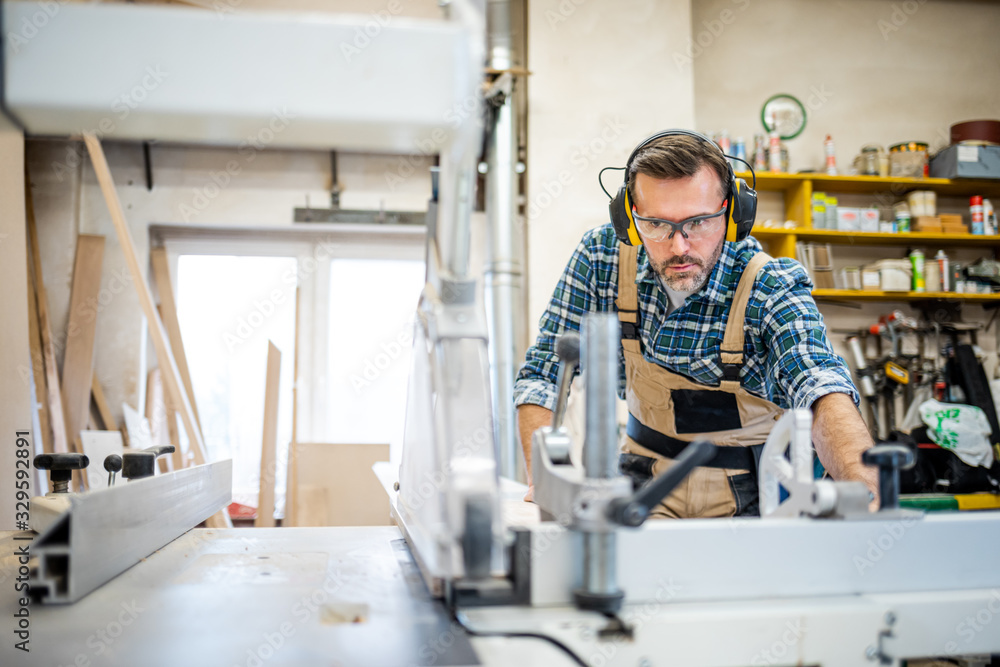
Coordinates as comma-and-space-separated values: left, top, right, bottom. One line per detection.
918, 399, 994, 468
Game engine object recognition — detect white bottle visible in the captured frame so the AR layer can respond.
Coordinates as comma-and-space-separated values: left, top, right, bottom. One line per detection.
985, 198, 996, 236
824, 134, 838, 176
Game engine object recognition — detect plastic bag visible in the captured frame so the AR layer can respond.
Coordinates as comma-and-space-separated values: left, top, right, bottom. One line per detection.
918, 399, 994, 468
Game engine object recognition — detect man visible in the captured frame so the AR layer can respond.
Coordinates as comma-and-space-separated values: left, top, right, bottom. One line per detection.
514, 130, 877, 518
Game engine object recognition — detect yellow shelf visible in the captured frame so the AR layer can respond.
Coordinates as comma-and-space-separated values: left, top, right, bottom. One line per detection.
812, 289, 1000, 302
753, 228, 1000, 247
736, 172, 1000, 197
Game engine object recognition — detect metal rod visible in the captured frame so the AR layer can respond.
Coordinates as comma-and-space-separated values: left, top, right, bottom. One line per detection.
583, 314, 620, 479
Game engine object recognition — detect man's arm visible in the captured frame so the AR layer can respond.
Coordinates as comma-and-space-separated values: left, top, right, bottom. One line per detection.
518, 404, 552, 501
811, 392, 879, 504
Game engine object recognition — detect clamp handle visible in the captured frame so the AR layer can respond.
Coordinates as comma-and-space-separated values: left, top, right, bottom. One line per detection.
607, 440, 716, 527
862, 444, 915, 510
34, 453, 90, 493
122, 445, 176, 481
551, 333, 581, 432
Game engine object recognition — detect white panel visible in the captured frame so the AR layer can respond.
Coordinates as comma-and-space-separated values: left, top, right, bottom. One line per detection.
5, 1, 477, 153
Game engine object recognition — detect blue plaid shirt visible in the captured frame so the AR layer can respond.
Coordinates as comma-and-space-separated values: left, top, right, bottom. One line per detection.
514, 224, 859, 412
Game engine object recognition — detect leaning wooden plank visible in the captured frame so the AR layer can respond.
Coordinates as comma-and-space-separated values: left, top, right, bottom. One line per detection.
25, 180, 69, 454
144, 368, 171, 473
163, 384, 185, 471
61, 234, 105, 492
150, 247, 203, 435
91, 373, 118, 431
26, 262, 55, 455
255, 341, 281, 528
284, 287, 301, 526
82, 133, 232, 529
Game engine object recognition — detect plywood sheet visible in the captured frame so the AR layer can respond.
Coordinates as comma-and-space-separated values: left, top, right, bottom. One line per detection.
292, 443, 391, 527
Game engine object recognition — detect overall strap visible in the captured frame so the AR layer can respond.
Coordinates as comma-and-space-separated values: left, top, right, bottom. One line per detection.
719, 252, 772, 381
615, 243, 641, 352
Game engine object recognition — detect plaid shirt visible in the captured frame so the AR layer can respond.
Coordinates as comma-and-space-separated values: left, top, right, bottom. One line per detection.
514, 224, 859, 412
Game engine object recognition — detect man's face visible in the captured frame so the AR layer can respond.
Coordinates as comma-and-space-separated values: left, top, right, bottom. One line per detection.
632, 166, 728, 292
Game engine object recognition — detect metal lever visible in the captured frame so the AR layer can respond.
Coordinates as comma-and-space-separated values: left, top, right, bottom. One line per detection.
104, 454, 122, 487
862, 444, 915, 511
122, 445, 176, 481
34, 453, 90, 494
607, 440, 716, 527
550, 332, 580, 432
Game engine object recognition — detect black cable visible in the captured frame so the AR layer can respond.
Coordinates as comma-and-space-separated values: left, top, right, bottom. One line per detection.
0, 0, 29, 132
450, 607, 590, 667
729, 154, 756, 188
598, 165, 625, 199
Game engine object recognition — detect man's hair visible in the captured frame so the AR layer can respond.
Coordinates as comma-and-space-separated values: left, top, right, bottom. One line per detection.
627, 134, 730, 203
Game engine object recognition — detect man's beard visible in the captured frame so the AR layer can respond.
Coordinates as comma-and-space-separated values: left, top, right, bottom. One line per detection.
650, 237, 725, 292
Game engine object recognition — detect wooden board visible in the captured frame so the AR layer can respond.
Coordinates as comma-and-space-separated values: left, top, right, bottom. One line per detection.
163, 387, 184, 471
91, 373, 118, 431
150, 247, 202, 433
83, 134, 232, 529
297, 485, 330, 527
292, 443, 391, 527
61, 233, 105, 491
255, 341, 281, 528
26, 182, 69, 454
144, 368, 171, 473
26, 262, 54, 455
284, 286, 301, 526
78, 430, 125, 491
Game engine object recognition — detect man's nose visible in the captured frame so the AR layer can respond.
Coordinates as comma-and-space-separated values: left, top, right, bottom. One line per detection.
666, 230, 691, 254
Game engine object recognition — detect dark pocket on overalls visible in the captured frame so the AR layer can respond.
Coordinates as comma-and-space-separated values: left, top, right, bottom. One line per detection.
728, 472, 760, 517
619, 452, 655, 492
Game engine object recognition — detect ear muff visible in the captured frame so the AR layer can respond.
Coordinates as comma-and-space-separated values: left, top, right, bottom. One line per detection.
608, 129, 757, 246
609, 184, 642, 246
726, 176, 758, 243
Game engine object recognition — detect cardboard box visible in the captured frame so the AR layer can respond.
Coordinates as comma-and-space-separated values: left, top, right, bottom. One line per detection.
861, 267, 881, 291
860, 208, 880, 232
940, 213, 964, 227
914, 215, 943, 233
836, 207, 860, 231
813, 268, 835, 289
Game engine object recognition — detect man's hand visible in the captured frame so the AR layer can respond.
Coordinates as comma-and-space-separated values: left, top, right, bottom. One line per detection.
811, 392, 879, 506
518, 404, 553, 503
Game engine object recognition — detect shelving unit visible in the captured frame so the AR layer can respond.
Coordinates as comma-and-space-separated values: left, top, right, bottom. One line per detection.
740, 172, 1000, 302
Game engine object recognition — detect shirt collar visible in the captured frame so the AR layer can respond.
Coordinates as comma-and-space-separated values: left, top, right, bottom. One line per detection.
635, 237, 762, 305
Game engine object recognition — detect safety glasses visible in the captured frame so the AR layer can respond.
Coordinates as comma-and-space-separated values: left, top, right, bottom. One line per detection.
632, 205, 727, 242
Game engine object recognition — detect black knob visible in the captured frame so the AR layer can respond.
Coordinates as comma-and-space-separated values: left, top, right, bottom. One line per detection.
103, 454, 122, 474
862, 444, 915, 511
34, 453, 89, 493
555, 333, 581, 367
122, 445, 175, 481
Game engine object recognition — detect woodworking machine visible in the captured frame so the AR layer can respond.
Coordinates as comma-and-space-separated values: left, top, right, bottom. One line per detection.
3, 2, 1000, 666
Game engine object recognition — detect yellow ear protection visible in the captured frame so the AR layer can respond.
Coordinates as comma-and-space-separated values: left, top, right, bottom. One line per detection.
604, 129, 757, 246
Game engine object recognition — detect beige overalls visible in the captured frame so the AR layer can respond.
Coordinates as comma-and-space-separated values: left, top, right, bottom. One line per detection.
616, 243, 786, 519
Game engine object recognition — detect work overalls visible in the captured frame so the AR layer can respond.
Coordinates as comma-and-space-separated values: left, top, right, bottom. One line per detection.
616, 244, 785, 518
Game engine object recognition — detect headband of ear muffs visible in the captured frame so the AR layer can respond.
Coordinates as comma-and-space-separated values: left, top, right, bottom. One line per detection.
608, 129, 757, 246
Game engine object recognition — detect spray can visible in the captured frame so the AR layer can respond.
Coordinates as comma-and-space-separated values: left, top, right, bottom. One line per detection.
768, 132, 782, 173
971, 195, 985, 235
984, 198, 995, 236
910, 249, 925, 292
733, 137, 747, 170
824, 134, 838, 176
935, 250, 949, 292
753, 134, 768, 171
